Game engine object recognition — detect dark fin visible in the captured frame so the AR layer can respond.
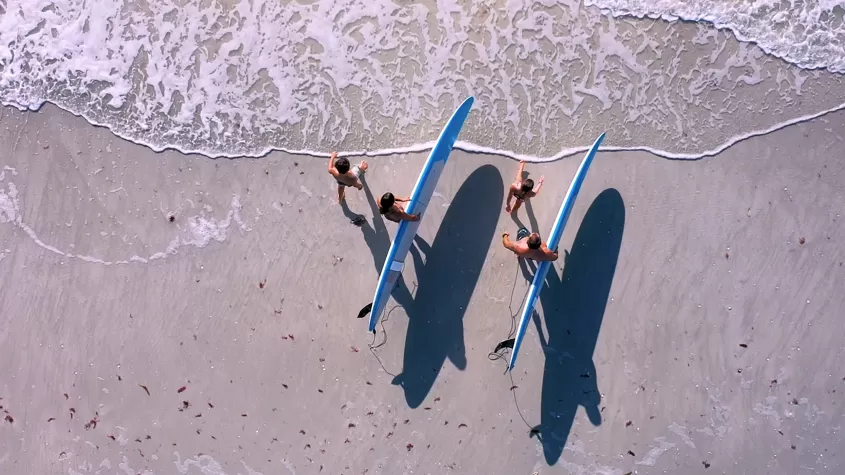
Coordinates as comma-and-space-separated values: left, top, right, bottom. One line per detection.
494, 338, 515, 353
357, 303, 373, 319
529, 425, 542, 439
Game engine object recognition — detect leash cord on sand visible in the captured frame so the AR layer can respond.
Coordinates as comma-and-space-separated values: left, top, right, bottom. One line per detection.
487, 263, 527, 365
488, 261, 536, 433
367, 281, 418, 377
367, 304, 400, 377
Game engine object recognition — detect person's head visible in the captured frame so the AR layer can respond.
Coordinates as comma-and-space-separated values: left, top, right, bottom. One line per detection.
520, 178, 535, 193
379, 192, 395, 214
335, 157, 350, 174
527, 233, 541, 250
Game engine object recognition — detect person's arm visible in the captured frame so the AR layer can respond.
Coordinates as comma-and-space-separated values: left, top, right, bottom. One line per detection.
399, 209, 420, 221
502, 232, 515, 252
516, 161, 526, 181
396, 196, 412, 202
327, 152, 338, 176
533, 176, 545, 195
542, 243, 559, 261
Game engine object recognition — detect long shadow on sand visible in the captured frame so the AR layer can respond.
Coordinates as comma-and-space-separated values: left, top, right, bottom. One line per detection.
341, 179, 389, 273
519, 188, 625, 465
391, 164, 504, 408
342, 178, 417, 308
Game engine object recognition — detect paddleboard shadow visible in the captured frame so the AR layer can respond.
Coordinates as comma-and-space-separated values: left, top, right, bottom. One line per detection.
391, 164, 503, 408
525, 188, 625, 465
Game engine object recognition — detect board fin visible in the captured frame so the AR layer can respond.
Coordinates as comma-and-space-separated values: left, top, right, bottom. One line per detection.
357, 303, 373, 319
494, 338, 515, 353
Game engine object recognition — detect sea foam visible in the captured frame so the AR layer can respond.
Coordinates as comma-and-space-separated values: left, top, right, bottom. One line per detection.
1, 0, 844, 160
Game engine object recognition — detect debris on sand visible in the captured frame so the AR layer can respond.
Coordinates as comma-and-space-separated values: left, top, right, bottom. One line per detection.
84, 417, 98, 430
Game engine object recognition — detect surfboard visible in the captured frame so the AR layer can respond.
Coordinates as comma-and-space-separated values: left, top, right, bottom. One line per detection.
360, 96, 475, 332
506, 132, 606, 371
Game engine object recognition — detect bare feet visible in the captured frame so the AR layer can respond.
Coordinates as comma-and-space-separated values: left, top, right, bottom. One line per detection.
359, 160, 369, 172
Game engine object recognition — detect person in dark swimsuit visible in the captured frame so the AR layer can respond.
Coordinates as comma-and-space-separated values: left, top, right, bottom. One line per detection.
505, 160, 544, 214
327, 151, 368, 204
502, 229, 558, 261
379, 192, 420, 223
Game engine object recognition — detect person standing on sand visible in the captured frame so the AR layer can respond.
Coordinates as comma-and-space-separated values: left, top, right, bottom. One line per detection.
501, 228, 558, 261
379, 192, 420, 223
505, 160, 544, 214
328, 151, 368, 203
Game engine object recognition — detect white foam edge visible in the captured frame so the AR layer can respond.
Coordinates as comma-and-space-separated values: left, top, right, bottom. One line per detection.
0, 178, 248, 266
4, 98, 844, 162
584, 3, 845, 74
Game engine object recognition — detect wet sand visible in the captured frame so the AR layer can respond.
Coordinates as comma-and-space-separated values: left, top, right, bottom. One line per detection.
1, 104, 844, 474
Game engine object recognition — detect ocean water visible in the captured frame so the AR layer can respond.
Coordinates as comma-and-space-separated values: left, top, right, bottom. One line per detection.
0, 0, 843, 160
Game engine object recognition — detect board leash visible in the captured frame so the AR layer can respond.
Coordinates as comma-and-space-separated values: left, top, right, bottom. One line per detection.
488, 260, 537, 435
365, 280, 417, 378
488, 262, 530, 369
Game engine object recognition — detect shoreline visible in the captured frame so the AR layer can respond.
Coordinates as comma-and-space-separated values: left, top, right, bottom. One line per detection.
3, 94, 845, 162
1, 104, 844, 474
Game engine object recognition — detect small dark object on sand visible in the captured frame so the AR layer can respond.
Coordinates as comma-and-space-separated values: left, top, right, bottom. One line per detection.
351, 216, 366, 226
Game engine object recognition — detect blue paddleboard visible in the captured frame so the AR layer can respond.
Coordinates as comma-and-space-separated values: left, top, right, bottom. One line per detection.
507, 132, 606, 370
363, 97, 475, 332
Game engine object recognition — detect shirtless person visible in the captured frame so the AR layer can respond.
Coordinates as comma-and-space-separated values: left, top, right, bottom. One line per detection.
505, 161, 544, 214
379, 192, 420, 223
327, 152, 368, 203
501, 227, 558, 261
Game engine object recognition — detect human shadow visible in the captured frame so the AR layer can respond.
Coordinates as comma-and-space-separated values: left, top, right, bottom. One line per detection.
391, 164, 504, 408
518, 188, 625, 465
344, 179, 415, 309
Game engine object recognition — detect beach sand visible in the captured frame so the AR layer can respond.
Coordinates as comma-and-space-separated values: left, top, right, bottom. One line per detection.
1, 103, 844, 474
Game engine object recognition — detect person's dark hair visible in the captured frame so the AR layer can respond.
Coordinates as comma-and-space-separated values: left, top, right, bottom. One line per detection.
520, 178, 534, 193
527, 234, 541, 250
335, 157, 350, 174
379, 192, 395, 214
